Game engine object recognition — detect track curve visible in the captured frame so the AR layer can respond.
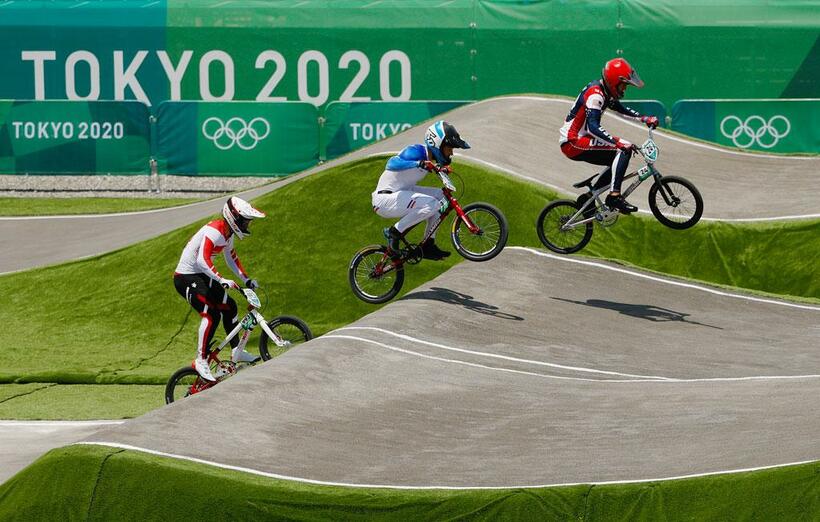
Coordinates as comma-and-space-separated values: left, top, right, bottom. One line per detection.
2, 96, 818, 274
84, 248, 820, 487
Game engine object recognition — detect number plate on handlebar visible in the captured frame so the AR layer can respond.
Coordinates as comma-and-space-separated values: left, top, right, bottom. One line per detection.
640, 139, 658, 164
438, 171, 456, 192
242, 288, 261, 308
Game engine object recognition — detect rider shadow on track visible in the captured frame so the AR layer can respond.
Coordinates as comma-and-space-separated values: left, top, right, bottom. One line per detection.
551, 297, 723, 330
401, 287, 525, 321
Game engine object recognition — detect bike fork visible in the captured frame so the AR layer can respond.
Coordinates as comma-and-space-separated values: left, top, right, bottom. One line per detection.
651, 172, 678, 206
452, 200, 480, 234
257, 311, 290, 348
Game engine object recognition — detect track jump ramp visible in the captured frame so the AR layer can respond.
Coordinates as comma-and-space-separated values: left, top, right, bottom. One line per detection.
84, 247, 820, 488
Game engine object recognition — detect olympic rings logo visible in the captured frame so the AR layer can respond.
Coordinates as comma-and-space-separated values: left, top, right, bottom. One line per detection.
719, 114, 791, 149
201, 117, 270, 151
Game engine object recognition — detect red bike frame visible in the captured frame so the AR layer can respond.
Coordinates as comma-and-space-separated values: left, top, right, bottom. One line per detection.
374, 171, 479, 274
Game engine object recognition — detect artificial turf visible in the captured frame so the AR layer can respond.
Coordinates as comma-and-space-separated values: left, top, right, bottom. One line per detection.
1, 444, 816, 521
0, 384, 163, 420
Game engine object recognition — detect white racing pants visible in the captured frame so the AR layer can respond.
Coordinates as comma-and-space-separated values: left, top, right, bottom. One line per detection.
372, 186, 444, 237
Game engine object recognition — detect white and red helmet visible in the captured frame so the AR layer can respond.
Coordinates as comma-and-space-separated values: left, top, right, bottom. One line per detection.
222, 196, 265, 239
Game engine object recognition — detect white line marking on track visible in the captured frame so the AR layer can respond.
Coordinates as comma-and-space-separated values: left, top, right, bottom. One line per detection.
367, 149, 820, 223
0, 420, 125, 427
512, 246, 820, 312
331, 329, 820, 382
482, 95, 819, 160
334, 327, 671, 380
324, 334, 657, 383
77, 442, 819, 490
455, 156, 820, 222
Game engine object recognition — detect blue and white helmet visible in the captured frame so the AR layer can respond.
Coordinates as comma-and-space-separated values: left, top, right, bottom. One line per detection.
424, 120, 470, 165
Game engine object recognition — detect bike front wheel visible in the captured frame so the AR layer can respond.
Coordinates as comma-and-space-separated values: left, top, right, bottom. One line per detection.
648, 176, 703, 229
349, 245, 405, 304
451, 202, 509, 262
165, 366, 212, 404
259, 316, 313, 360
536, 199, 593, 254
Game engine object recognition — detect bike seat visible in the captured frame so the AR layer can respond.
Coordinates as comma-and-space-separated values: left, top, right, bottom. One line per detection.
572, 173, 599, 190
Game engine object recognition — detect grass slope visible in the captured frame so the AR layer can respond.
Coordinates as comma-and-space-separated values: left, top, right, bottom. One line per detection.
0, 384, 163, 419
0, 156, 818, 389
0, 445, 817, 521
0, 197, 199, 216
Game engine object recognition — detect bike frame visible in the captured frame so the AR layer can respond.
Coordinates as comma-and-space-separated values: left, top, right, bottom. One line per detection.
375, 170, 479, 272
206, 288, 289, 365
562, 129, 674, 230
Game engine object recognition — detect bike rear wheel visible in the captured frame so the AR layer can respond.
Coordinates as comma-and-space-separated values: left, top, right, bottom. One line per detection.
165, 366, 212, 404
451, 202, 509, 262
648, 176, 703, 229
536, 199, 593, 254
349, 245, 405, 304
259, 316, 313, 360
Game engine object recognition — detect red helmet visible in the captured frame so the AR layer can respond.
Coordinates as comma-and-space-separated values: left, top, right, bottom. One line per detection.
602, 58, 644, 99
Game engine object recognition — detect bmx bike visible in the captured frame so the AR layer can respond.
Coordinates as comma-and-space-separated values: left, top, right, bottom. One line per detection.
165, 286, 312, 403
349, 167, 509, 304
537, 129, 704, 254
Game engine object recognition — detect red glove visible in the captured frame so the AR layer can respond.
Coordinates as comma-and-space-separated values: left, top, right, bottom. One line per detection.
615, 138, 633, 150
418, 160, 437, 172
438, 165, 452, 174
641, 115, 659, 129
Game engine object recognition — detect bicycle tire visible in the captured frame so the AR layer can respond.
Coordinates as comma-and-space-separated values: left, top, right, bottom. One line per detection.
348, 245, 405, 304
259, 315, 313, 360
165, 366, 208, 404
648, 176, 703, 229
536, 199, 593, 254
451, 202, 509, 262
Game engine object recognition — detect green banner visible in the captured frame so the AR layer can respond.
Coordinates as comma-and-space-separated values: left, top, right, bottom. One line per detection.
620, 100, 667, 127
0, 2, 816, 113
671, 99, 820, 153
0, 100, 151, 175
155, 101, 319, 176
322, 101, 467, 160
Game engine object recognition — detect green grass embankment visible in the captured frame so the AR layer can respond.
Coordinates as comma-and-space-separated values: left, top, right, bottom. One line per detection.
1, 445, 816, 521
0, 384, 163, 419
0, 197, 199, 216
1, 156, 818, 391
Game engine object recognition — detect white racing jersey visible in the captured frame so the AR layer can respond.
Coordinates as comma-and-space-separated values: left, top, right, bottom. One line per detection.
174, 219, 248, 283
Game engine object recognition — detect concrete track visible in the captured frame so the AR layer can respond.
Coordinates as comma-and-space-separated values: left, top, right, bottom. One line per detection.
0, 421, 123, 483
2, 96, 818, 275
84, 249, 820, 487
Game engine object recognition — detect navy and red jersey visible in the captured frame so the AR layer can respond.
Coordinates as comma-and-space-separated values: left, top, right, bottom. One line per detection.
559, 80, 642, 149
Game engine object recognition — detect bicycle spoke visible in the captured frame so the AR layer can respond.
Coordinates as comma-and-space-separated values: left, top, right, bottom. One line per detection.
355, 252, 396, 299
655, 182, 696, 223
459, 209, 500, 255
543, 206, 586, 249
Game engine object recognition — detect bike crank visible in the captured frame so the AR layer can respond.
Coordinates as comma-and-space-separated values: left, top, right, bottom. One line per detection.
595, 208, 620, 227
403, 244, 423, 264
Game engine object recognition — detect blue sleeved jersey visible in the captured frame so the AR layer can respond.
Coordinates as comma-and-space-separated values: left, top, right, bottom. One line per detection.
375, 144, 432, 193
385, 144, 428, 171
